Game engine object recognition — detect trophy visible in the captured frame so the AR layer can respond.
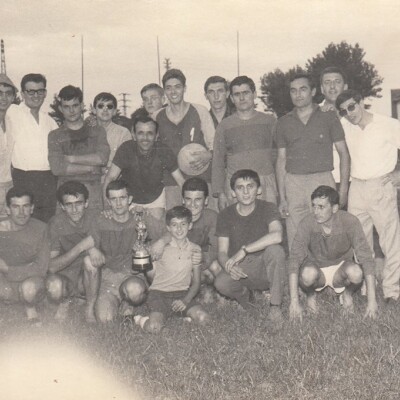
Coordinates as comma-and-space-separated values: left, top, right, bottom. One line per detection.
132, 211, 153, 272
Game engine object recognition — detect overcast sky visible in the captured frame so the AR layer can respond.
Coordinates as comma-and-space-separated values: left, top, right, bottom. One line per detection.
2, 0, 399, 116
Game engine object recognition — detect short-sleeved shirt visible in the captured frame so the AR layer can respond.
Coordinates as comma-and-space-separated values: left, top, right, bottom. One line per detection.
104, 121, 131, 169
216, 200, 280, 257
112, 140, 178, 204
275, 105, 345, 174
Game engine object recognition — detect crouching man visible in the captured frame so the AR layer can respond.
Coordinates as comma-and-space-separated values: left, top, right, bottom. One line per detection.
289, 186, 378, 320
0, 188, 49, 323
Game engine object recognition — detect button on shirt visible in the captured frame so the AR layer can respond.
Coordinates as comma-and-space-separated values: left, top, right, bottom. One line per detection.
341, 113, 400, 180
8, 103, 58, 171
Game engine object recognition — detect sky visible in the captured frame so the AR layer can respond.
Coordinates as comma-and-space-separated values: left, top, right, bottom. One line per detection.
1, 0, 400, 116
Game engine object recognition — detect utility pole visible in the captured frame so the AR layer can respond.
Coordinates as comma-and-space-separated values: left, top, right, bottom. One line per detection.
163, 58, 171, 71
81, 35, 85, 116
1, 39, 6, 74
118, 93, 131, 117
236, 31, 240, 76
157, 36, 161, 86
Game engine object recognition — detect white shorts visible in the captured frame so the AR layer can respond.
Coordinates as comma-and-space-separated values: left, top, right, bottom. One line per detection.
130, 188, 166, 210
315, 261, 345, 294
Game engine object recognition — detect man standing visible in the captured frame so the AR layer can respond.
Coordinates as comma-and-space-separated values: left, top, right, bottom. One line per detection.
336, 89, 400, 302
212, 75, 277, 211
155, 69, 215, 209
0, 74, 17, 218
141, 83, 165, 118
8, 73, 58, 222
204, 76, 233, 128
288, 186, 377, 320
276, 73, 350, 249
48, 86, 110, 210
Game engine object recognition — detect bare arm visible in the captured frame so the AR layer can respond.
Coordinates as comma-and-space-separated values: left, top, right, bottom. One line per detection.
65, 153, 106, 166
276, 148, 288, 218
334, 140, 350, 208
364, 273, 378, 319
102, 163, 121, 208
171, 168, 186, 188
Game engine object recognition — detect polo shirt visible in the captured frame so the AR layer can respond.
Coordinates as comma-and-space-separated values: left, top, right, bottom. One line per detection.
112, 140, 178, 204
275, 105, 344, 174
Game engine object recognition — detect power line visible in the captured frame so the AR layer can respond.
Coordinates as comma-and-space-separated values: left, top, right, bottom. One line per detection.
118, 93, 131, 116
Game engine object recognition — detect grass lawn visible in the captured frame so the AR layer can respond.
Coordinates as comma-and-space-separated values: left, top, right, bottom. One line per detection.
1, 287, 400, 400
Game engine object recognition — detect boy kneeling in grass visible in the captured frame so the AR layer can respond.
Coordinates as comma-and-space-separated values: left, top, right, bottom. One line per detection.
135, 206, 210, 333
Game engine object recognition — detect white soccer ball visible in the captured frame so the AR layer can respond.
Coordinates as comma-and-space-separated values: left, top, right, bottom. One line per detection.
177, 143, 210, 176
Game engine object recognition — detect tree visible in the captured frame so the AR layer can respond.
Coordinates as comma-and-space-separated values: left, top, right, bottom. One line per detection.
48, 94, 64, 126
260, 65, 305, 118
306, 41, 383, 104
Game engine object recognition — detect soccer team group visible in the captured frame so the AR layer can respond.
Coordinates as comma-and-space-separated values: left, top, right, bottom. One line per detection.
0, 65, 399, 331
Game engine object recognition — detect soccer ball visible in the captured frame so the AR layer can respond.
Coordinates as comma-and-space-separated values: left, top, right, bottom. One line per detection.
177, 143, 210, 176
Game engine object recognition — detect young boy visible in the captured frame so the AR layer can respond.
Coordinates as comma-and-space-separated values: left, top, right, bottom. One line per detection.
214, 169, 285, 320
91, 92, 131, 178
135, 206, 210, 333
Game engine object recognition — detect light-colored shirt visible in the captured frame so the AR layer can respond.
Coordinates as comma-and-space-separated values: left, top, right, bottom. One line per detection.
0, 114, 14, 184
104, 121, 131, 169
342, 113, 400, 180
8, 103, 58, 171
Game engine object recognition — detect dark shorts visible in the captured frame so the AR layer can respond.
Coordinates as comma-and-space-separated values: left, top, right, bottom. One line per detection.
147, 289, 198, 318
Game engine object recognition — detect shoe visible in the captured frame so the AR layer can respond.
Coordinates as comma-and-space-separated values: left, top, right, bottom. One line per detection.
384, 297, 398, 305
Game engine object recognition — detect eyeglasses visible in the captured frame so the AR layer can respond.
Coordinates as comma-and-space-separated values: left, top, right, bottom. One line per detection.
338, 102, 358, 117
97, 103, 114, 110
24, 89, 47, 96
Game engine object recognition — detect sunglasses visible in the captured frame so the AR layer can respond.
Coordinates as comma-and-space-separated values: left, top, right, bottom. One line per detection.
97, 103, 114, 110
338, 102, 358, 117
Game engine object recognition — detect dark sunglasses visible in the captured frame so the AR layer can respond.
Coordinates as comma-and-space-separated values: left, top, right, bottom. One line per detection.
97, 103, 114, 110
338, 102, 358, 117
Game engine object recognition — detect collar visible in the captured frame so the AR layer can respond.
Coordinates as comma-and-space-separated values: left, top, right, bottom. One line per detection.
286, 103, 319, 119
169, 237, 190, 249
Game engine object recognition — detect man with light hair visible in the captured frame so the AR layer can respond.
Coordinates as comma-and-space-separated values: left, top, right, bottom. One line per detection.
141, 83, 165, 118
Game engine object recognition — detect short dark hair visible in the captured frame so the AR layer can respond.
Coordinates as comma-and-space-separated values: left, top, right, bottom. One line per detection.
204, 76, 228, 93
162, 69, 186, 88
229, 76, 255, 93
58, 85, 83, 103
21, 73, 47, 91
56, 181, 89, 205
166, 205, 192, 225
230, 169, 261, 190
6, 187, 34, 207
320, 66, 347, 85
182, 177, 209, 198
140, 83, 164, 97
93, 92, 117, 108
133, 115, 158, 133
290, 73, 315, 89
106, 180, 129, 198
335, 89, 363, 110
311, 185, 339, 206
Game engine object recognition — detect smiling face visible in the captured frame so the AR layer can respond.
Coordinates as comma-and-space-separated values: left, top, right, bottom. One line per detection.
231, 177, 261, 206
290, 77, 316, 109
167, 217, 192, 241
133, 121, 158, 154
22, 81, 47, 112
6, 196, 34, 228
164, 78, 185, 105
321, 72, 347, 105
60, 193, 88, 224
338, 97, 364, 126
182, 190, 207, 222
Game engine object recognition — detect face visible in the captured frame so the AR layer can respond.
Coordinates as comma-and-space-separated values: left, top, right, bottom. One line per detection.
59, 98, 84, 124
183, 190, 207, 222
93, 99, 116, 123
338, 97, 364, 126
61, 194, 88, 224
231, 178, 261, 206
6, 196, 34, 227
290, 78, 316, 108
107, 188, 131, 216
230, 84, 256, 112
0, 84, 15, 112
164, 78, 185, 105
167, 217, 192, 241
134, 121, 158, 154
205, 82, 228, 112
312, 196, 338, 225
142, 89, 164, 114
22, 81, 47, 111
321, 73, 348, 104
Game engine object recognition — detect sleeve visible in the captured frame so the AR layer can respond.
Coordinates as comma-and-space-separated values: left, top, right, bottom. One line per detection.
193, 104, 215, 151
350, 219, 375, 276
215, 209, 230, 238
6, 226, 50, 281
120, 127, 132, 144
48, 130, 68, 176
112, 142, 128, 170
264, 203, 281, 226
288, 219, 310, 274
89, 219, 102, 248
48, 218, 62, 253
93, 127, 110, 165
329, 112, 345, 143
388, 118, 400, 148
275, 118, 287, 148
211, 124, 227, 195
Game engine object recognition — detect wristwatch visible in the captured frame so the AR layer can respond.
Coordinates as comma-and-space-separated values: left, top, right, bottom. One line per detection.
241, 245, 249, 255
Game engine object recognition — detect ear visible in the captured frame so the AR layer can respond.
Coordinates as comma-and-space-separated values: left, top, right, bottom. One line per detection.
204, 196, 209, 207
128, 195, 133, 205
84, 200, 89, 209
30, 204, 34, 214
111, 108, 117, 117
253, 90, 257, 101
311, 87, 317, 97
344, 83, 348, 91
5, 206, 10, 216
188, 222, 193, 231
332, 204, 339, 214
231, 189, 237, 199
257, 186, 262, 196
90, 104, 96, 114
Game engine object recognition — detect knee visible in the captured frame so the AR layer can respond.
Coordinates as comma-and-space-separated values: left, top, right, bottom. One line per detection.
213, 272, 232, 295
209, 260, 222, 278
120, 277, 147, 306
20, 277, 45, 304
344, 263, 363, 285
46, 274, 67, 302
299, 265, 320, 288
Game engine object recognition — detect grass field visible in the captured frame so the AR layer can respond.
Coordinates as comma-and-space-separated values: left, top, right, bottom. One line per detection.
1, 286, 400, 400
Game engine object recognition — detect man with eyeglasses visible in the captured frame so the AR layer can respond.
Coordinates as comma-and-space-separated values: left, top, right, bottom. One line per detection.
276, 73, 350, 250
8, 73, 58, 223
212, 75, 277, 211
0, 74, 17, 219
91, 92, 130, 179
48, 86, 110, 211
336, 89, 400, 303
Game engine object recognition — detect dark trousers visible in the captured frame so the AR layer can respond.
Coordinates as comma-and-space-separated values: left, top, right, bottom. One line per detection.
11, 167, 57, 223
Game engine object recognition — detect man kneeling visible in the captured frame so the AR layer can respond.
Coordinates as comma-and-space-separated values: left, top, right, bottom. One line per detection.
289, 185, 378, 320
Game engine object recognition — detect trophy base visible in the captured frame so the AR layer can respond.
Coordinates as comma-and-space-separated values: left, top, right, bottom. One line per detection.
132, 255, 153, 272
